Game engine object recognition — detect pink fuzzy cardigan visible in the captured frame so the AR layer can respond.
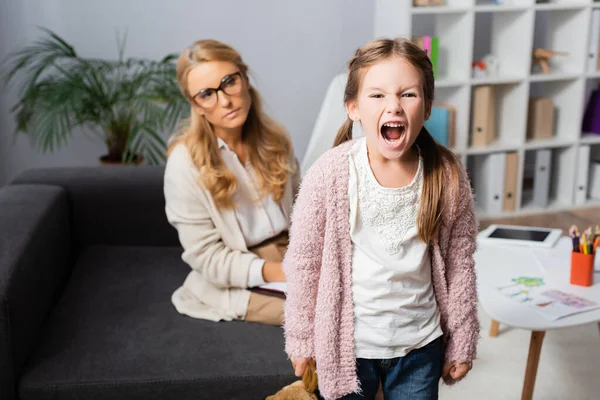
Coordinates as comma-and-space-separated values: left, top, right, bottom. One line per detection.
282, 140, 480, 400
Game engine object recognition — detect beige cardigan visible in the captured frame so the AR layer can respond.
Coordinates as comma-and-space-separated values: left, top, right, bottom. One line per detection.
164, 144, 300, 322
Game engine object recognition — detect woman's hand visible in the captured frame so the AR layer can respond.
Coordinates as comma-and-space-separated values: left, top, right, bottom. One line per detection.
442, 361, 472, 381
262, 261, 286, 282
291, 357, 312, 377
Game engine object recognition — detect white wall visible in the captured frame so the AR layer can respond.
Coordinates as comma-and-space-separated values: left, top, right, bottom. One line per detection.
0, 0, 373, 186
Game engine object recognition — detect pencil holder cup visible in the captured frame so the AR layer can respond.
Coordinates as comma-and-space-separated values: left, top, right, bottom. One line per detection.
570, 251, 595, 287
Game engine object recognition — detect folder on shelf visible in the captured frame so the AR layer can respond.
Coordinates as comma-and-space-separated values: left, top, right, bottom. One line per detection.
532, 149, 552, 208
589, 159, 600, 200
473, 152, 506, 215
574, 145, 591, 205
527, 97, 554, 140
589, 9, 600, 73
425, 104, 455, 147
503, 152, 519, 212
471, 85, 496, 147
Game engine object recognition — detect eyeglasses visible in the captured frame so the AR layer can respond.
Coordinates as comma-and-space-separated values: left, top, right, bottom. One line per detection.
192, 72, 243, 109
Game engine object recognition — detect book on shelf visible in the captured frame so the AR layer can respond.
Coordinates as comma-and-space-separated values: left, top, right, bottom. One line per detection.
411, 35, 439, 78
425, 104, 455, 148
413, 0, 445, 6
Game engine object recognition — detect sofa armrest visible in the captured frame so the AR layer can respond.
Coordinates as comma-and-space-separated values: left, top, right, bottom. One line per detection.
0, 184, 72, 400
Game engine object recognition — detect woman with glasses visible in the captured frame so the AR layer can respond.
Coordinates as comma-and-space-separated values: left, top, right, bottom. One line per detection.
163, 39, 299, 325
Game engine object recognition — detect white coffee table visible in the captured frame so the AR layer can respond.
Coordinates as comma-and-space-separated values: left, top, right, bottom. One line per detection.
474, 236, 600, 400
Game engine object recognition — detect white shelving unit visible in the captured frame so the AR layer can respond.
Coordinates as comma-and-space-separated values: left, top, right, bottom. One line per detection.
374, 0, 600, 219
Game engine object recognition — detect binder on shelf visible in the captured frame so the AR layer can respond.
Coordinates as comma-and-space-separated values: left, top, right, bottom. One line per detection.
574, 145, 591, 205
589, 160, 600, 200
425, 104, 455, 148
527, 97, 554, 140
471, 85, 496, 147
503, 152, 519, 212
473, 152, 506, 215
588, 9, 600, 73
532, 149, 551, 208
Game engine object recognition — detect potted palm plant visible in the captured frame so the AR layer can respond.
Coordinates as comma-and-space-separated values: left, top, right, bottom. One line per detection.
3, 28, 189, 165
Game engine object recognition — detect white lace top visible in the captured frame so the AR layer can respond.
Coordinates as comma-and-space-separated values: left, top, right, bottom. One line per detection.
348, 137, 442, 359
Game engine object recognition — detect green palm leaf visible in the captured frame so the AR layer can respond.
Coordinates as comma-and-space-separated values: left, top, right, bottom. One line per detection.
2, 27, 189, 164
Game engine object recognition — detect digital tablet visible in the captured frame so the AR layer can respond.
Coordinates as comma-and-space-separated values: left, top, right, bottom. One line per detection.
477, 224, 562, 248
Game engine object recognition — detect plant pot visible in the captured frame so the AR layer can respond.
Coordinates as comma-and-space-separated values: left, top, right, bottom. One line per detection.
99, 153, 144, 166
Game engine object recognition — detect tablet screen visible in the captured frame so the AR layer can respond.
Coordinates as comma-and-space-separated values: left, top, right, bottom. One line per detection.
488, 227, 550, 242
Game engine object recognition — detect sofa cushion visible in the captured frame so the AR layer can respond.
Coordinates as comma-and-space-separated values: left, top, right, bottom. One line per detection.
12, 167, 179, 247
19, 246, 296, 400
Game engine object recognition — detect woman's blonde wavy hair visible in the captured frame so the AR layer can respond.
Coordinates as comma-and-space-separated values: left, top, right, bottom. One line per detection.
167, 39, 295, 209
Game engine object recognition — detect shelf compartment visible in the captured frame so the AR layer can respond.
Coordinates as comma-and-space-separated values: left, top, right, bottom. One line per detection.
530, 8, 588, 77
429, 85, 470, 151
412, 11, 474, 83
467, 150, 521, 216
469, 81, 528, 149
527, 78, 584, 143
520, 146, 575, 210
472, 9, 533, 78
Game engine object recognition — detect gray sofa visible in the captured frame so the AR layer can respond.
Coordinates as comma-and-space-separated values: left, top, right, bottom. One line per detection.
0, 166, 296, 400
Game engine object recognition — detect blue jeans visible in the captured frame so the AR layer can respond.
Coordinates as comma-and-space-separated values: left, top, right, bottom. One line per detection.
330, 336, 444, 400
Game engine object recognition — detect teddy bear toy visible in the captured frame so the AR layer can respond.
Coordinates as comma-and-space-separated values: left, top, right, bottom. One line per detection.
265, 359, 318, 400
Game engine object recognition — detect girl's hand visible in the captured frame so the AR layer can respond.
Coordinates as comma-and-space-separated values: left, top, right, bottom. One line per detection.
442, 361, 472, 381
290, 357, 312, 377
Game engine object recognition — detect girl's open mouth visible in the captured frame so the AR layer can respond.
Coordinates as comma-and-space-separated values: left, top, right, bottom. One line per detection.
381, 122, 406, 146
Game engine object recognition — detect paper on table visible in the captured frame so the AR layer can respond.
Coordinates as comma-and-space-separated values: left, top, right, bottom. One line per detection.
497, 276, 600, 320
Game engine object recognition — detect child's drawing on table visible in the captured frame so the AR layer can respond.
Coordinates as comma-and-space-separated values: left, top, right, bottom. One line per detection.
498, 276, 544, 302
497, 276, 600, 320
540, 290, 599, 309
498, 276, 545, 290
